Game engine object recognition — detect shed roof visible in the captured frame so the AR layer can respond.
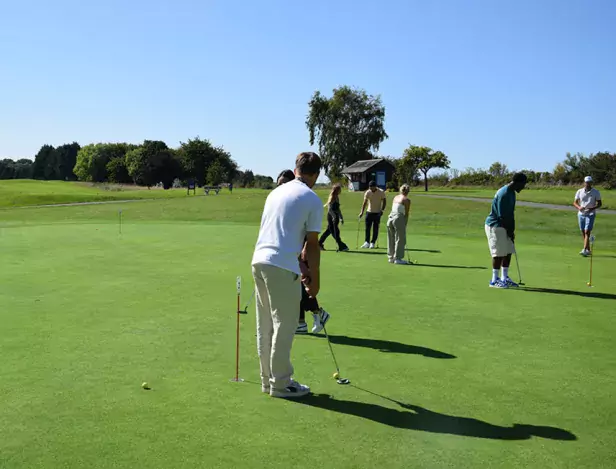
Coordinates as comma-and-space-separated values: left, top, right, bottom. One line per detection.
341, 158, 394, 174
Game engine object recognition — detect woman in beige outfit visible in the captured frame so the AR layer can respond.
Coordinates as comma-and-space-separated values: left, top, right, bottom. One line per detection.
387, 184, 411, 265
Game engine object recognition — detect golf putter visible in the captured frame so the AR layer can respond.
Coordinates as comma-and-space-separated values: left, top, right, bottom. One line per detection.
513, 243, 525, 285
321, 324, 350, 385
587, 235, 595, 287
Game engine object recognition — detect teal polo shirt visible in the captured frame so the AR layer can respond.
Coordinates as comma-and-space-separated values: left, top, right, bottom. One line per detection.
485, 185, 516, 228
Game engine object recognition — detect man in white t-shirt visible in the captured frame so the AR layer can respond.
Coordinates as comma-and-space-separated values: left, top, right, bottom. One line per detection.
251, 152, 323, 398
574, 176, 602, 256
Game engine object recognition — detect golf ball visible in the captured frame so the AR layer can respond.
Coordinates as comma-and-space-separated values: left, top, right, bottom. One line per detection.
333, 372, 340, 379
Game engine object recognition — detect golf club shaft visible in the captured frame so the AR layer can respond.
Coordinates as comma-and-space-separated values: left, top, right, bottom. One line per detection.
322, 324, 340, 373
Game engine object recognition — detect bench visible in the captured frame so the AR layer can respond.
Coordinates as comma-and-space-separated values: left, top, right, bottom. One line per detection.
204, 186, 222, 195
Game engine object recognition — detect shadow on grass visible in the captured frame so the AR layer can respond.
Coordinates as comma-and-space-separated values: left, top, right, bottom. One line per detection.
347, 251, 486, 270
295, 390, 577, 441
594, 254, 616, 259
407, 248, 442, 253
519, 286, 616, 301
311, 334, 456, 358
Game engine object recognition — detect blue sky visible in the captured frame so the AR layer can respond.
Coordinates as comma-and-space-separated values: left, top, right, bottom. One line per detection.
1, 0, 614, 179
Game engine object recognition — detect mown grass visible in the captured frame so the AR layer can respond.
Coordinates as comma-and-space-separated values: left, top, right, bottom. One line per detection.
0, 179, 208, 208
410, 185, 615, 208
0, 189, 615, 468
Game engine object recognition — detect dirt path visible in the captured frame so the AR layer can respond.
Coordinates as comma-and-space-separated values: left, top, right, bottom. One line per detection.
414, 194, 616, 215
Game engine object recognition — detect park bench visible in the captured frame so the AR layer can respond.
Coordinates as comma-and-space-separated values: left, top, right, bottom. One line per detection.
204, 186, 222, 195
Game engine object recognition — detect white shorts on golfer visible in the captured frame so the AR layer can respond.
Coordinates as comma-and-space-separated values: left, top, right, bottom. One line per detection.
485, 225, 515, 257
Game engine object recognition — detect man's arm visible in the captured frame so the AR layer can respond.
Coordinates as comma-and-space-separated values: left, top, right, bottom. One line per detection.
573, 198, 582, 211
381, 192, 387, 213
303, 232, 320, 297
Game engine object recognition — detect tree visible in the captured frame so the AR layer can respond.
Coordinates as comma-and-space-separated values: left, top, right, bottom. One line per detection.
402, 145, 450, 191
106, 157, 132, 184
32, 145, 56, 180
206, 160, 227, 186
125, 140, 181, 188
306, 85, 388, 178
54, 142, 81, 181
73, 143, 135, 182
177, 137, 238, 186
488, 162, 509, 180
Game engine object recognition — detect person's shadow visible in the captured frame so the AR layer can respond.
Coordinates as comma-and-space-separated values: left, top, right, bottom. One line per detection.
312, 334, 456, 359
294, 392, 577, 441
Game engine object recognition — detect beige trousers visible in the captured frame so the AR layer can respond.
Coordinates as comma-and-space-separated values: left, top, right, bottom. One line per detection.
252, 263, 301, 390
387, 213, 407, 261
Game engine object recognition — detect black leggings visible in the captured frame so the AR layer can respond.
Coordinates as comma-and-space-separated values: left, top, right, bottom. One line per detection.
319, 214, 348, 250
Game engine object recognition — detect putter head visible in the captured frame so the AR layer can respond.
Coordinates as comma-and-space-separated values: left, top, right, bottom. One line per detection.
238, 310, 248, 315
336, 378, 350, 385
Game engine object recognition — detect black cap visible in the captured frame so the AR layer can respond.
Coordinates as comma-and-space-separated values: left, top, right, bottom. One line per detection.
369, 180, 377, 187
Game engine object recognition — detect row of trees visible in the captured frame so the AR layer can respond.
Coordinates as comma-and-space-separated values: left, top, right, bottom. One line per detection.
307, 85, 614, 190
389, 152, 616, 190
2, 137, 273, 189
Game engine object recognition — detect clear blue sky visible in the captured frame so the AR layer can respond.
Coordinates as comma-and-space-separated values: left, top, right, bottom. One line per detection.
1, 0, 614, 179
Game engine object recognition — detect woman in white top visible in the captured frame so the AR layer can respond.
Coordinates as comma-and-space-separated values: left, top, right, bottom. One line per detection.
387, 184, 411, 264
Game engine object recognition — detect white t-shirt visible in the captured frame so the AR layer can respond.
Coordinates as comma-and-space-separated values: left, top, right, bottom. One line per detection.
251, 179, 323, 275
575, 187, 601, 212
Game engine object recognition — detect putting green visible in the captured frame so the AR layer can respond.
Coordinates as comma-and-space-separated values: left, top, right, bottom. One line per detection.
0, 191, 614, 468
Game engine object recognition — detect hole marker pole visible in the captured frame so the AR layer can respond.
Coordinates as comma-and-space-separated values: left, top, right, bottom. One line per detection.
231, 276, 244, 382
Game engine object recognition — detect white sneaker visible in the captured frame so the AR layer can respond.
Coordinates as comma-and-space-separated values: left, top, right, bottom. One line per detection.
270, 379, 311, 398
369, 243, 375, 249
295, 323, 308, 335
361, 242, 370, 249
580, 249, 590, 257
394, 259, 411, 265
311, 308, 330, 333
388, 257, 394, 263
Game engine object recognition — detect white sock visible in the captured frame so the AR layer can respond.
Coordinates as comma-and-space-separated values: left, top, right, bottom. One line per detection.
492, 269, 499, 283
502, 267, 509, 280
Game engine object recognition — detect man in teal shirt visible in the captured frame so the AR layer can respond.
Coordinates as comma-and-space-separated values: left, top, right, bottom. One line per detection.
484, 173, 527, 288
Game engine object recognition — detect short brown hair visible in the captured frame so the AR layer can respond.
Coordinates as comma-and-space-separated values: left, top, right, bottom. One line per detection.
295, 152, 322, 176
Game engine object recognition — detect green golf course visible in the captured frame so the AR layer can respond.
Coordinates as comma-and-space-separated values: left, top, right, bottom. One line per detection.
1, 183, 614, 468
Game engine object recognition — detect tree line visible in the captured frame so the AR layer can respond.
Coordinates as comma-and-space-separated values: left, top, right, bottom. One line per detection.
2, 84, 613, 190
0, 137, 274, 189
307, 85, 615, 190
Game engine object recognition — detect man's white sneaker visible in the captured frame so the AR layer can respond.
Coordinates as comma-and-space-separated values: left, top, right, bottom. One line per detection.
580, 249, 590, 257
394, 259, 411, 265
311, 308, 330, 333
295, 323, 308, 335
369, 243, 375, 249
269, 379, 311, 398
361, 242, 370, 249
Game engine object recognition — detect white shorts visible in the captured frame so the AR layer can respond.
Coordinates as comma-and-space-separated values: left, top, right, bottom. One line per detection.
485, 225, 514, 258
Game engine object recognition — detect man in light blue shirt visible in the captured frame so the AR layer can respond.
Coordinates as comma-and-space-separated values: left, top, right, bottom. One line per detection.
484, 172, 527, 288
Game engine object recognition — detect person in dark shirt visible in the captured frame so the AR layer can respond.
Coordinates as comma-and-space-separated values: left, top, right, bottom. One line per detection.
484, 172, 527, 288
318, 183, 349, 252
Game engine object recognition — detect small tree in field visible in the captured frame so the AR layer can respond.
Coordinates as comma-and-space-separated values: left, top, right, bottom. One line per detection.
402, 145, 450, 191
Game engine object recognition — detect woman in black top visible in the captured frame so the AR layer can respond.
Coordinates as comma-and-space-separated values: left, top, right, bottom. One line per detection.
318, 183, 349, 252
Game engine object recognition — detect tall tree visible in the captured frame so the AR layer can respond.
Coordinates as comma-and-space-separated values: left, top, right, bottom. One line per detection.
306, 85, 388, 178
32, 144, 56, 180
55, 142, 81, 181
402, 145, 451, 191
